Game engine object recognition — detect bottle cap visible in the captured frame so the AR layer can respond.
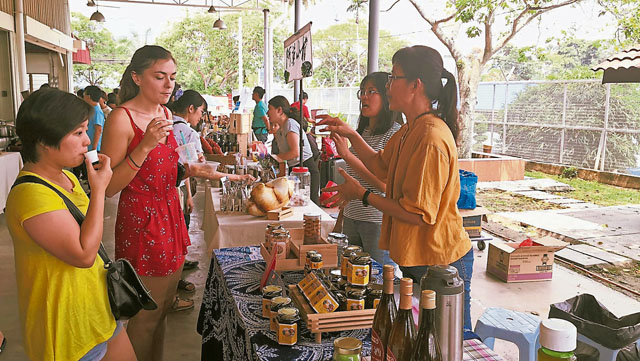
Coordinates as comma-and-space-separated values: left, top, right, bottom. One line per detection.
421, 290, 436, 309
540, 318, 577, 352
292, 167, 309, 173
383, 265, 395, 281
400, 277, 413, 296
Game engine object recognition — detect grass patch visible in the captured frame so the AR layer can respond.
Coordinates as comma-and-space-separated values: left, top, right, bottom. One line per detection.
526, 170, 640, 206
477, 189, 565, 213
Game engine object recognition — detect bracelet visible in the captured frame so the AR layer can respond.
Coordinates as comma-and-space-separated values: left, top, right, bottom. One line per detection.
126, 155, 141, 171
362, 190, 371, 207
127, 153, 143, 169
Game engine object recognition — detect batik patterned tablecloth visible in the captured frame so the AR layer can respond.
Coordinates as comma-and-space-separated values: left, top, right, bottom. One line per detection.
196, 246, 503, 361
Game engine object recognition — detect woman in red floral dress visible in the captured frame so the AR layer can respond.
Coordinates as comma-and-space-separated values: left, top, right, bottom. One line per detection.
101, 45, 189, 361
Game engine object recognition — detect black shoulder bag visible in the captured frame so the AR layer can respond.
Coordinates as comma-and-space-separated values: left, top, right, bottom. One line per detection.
12, 175, 158, 320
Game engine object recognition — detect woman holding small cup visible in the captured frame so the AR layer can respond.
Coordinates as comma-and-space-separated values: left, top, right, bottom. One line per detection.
101, 45, 190, 361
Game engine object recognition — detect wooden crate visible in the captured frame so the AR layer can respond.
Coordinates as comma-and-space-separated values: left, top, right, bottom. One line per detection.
259, 228, 337, 271
288, 285, 377, 343
229, 113, 251, 134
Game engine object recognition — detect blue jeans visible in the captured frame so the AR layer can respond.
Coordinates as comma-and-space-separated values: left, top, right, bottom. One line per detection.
399, 247, 474, 331
342, 217, 397, 268
79, 321, 124, 361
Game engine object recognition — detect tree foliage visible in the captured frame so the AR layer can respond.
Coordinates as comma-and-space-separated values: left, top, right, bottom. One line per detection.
71, 12, 134, 90
156, 11, 286, 95
310, 20, 408, 87
598, 0, 640, 45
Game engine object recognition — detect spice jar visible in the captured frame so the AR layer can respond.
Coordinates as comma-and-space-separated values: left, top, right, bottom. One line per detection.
346, 286, 367, 311
348, 252, 372, 286
265, 223, 282, 244
310, 252, 323, 270
366, 288, 382, 309
269, 296, 292, 331
328, 232, 349, 268
277, 307, 300, 346
304, 250, 319, 274
271, 229, 290, 258
261, 285, 282, 318
341, 245, 362, 278
303, 213, 322, 245
333, 337, 362, 361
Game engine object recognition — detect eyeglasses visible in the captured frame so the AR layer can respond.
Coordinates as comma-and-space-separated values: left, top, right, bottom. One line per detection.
356, 89, 380, 100
387, 75, 408, 84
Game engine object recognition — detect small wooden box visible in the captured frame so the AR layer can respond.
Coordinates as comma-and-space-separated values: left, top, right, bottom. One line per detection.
259, 228, 337, 271
288, 284, 378, 343
267, 207, 293, 220
229, 113, 251, 134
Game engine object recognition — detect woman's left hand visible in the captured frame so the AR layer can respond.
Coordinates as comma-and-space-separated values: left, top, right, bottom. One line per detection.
331, 133, 350, 158
321, 168, 365, 208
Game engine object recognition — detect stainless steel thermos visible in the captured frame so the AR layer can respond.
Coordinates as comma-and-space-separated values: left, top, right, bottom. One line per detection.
420, 265, 464, 361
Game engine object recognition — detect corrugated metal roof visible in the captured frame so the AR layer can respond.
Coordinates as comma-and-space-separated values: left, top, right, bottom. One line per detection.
592, 46, 640, 71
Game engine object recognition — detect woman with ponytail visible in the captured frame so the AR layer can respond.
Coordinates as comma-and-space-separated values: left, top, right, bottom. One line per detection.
267, 95, 320, 205
101, 45, 190, 361
318, 46, 474, 332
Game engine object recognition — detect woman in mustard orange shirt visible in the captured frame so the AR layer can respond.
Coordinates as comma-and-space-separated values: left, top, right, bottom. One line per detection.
320, 45, 474, 331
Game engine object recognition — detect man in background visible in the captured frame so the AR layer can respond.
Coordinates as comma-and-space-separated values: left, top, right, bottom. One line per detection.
291, 91, 311, 129
99, 90, 112, 119
251, 86, 270, 142
83, 85, 105, 152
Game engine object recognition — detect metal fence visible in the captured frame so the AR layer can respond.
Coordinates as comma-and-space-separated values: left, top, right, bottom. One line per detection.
473, 80, 640, 174
274, 80, 640, 174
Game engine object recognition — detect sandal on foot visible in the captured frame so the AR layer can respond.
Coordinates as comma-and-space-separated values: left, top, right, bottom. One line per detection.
183, 260, 199, 270
171, 296, 194, 312
177, 279, 196, 293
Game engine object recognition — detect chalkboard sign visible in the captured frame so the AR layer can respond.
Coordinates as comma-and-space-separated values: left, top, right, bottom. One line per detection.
283, 22, 313, 83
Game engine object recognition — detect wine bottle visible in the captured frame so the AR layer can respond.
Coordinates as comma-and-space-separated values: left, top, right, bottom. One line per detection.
371, 265, 397, 361
411, 290, 442, 361
386, 278, 416, 361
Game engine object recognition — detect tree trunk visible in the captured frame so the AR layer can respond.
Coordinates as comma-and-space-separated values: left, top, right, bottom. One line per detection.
456, 53, 483, 158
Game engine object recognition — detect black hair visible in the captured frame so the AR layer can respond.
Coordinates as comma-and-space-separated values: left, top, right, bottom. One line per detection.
100, 90, 108, 101
112, 88, 119, 95
171, 89, 206, 114
356, 72, 397, 136
253, 86, 265, 99
233, 95, 240, 102
107, 93, 117, 106
301, 91, 308, 100
39, 83, 50, 89
119, 45, 176, 104
76, 88, 84, 98
268, 95, 300, 123
16, 88, 93, 163
392, 45, 460, 141
84, 85, 102, 102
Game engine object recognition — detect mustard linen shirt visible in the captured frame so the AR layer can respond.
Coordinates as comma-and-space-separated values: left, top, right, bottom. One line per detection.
6, 170, 116, 361
375, 113, 472, 266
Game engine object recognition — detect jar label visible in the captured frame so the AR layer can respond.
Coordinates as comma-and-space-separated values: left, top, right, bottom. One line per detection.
371, 328, 384, 361
261, 298, 271, 318
270, 312, 278, 331
309, 288, 338, 313
341, 256, 350, 277
373, 298, 380, 309
311, 260, 323, 269
298, 272, 315, 291
386, 347, 397, 361
350, 264, 370, 286
277, 322, 297, 346
347, 298, 365, 311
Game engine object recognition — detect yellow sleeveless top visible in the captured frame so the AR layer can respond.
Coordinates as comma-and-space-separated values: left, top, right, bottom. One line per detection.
6, 170, 116, 361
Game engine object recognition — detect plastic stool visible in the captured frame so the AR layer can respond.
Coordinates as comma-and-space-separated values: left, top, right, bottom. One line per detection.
578, 333, 640, 361
474, 307, 541, 361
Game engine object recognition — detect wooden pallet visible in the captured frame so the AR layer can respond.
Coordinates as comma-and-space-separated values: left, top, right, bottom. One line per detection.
287, 285, 376, 343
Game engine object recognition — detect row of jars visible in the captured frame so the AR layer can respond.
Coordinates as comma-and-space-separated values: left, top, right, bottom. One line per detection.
261, 285, 300, 346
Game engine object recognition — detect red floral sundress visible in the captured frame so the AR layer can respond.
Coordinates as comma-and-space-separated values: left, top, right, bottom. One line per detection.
114, 106, 190, 276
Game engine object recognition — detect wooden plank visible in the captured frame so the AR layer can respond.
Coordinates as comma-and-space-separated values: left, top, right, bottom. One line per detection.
556, 248, 606, 267
567, 244, 632, 266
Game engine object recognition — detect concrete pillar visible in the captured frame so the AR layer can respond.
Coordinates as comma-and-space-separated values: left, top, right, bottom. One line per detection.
63, 0, 73, 91
367, 0, 379, 74
14, 0, 27, 93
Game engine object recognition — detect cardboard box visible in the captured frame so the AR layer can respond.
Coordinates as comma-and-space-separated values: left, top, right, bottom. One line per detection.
229, 113, 251, 134
486, 236, 568, 283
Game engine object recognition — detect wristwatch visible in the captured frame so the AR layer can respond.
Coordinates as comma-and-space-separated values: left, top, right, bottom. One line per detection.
362, 190, 371, 207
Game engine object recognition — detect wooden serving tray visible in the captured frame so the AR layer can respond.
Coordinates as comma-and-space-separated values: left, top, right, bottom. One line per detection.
267, 206, 293, 220
288, 284, 377, 343
259, 228, 338, 271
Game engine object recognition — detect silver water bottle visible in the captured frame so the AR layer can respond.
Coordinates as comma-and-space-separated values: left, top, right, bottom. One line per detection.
420, 265, 464, 361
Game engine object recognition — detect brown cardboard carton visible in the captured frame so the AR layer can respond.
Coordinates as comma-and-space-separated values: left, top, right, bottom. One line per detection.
486, 236, 568, 282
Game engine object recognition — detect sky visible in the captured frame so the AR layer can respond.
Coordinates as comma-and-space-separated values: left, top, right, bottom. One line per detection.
71, 0, 619, 73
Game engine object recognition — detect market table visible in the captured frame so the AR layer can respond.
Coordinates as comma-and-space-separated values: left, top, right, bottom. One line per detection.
196, 246, 504, 361
202, 184, 336, 250
0, 152, 23, 214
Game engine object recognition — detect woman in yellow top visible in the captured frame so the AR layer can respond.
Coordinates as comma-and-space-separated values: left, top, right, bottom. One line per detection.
320, 45, 474, 331
5, 88, 137, 360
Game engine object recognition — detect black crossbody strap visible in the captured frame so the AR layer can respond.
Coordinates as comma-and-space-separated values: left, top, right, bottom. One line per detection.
11, 175, 112, 265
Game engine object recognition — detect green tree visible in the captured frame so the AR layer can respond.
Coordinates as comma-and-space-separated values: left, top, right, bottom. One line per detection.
311, 20, 408, 87
156, 11, 286, 95
402, 0, 635, 157
598, 0, 640, 45
71, 12, 134, 89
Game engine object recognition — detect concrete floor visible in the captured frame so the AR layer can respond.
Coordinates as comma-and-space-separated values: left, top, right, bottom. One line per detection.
1, 188, 640, 360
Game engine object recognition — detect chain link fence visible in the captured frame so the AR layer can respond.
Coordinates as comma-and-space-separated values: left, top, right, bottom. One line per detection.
472, 80, 640, 174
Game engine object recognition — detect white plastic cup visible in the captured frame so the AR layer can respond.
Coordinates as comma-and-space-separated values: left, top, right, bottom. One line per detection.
85, 150, 99, 164
175, 143, 198, 163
